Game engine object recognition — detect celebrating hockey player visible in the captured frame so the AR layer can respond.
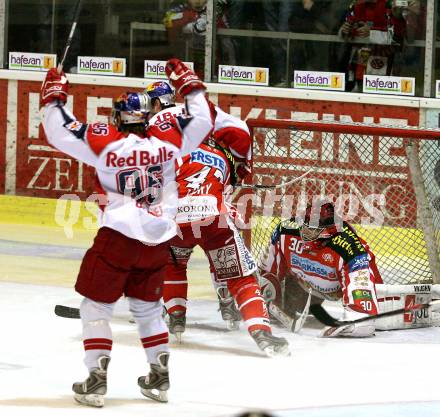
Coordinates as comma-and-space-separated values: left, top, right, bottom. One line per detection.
41, 59, 213, 407
143, 80, 290, 357
260, 199, 440, 336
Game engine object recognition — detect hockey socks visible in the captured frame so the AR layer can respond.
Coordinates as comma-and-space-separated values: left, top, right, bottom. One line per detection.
128, 298, 170, 364
80, 298, 114, 371
227, 276, 271, 333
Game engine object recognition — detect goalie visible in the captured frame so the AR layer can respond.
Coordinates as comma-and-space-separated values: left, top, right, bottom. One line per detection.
259, 200, 440, 337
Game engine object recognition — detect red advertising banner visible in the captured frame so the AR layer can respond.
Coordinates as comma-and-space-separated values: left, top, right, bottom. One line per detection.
0, 79, 420, 202
0, 79, 7, 194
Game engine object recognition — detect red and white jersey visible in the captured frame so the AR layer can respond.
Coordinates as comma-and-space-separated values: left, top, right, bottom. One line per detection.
42, 91, 213, 243
260, 221, 383, 315
148, 103, 250, 225
174, 142, 234, 224
148, 102, 251, 162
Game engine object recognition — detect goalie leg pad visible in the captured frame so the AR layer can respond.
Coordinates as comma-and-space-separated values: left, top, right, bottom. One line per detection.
375, 285, 440, 330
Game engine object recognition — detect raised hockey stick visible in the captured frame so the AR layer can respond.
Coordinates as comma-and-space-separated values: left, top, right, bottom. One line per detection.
54, 304, 80, 319
57, 0, 83, 73
310, 300, 440, 328
239, 167, 313, 190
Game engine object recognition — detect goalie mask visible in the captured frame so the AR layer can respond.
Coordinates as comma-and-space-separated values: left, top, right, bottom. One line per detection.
300, 202, 339, 242
112, 92, 150, 132
144, 81, 176, 110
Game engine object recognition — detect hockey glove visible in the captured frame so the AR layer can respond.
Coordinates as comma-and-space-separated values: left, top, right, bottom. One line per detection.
40, 68, 69, 106
235, 159, 252, 182
165, 58, 205, 97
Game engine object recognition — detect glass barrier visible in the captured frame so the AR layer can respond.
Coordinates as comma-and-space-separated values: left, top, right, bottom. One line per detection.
4, 0, 436, 98
216, 0, 428, 95
435, 2, 440, 97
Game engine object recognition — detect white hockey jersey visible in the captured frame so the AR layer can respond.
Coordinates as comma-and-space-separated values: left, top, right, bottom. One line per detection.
42, 91, 213, 243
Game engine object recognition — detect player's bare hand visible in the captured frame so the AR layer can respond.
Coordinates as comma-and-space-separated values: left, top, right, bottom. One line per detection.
340, 21, 353, 37
355, 22, 370, 38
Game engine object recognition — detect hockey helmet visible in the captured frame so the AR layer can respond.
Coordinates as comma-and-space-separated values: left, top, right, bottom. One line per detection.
188, 0, 207, 12
299, 201, 339, 242
144, 81, 175, 109
112, 92, 150, 131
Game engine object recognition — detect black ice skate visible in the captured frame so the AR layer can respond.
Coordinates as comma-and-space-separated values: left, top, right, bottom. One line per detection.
168, 311, 186, 343
72, 355, 110, 407
138, 352, 170, 403
250, 329, 290, 357
217, 287, 241, 330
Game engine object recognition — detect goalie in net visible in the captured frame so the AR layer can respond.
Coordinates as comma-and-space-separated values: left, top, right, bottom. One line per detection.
259, 200, 440, 337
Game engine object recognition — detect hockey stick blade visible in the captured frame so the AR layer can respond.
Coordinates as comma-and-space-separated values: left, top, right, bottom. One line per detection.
310, 300, 440, 328
54, 304, 80, 319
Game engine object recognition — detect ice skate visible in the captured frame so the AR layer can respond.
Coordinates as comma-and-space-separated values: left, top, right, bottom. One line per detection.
72, 355, 110, 407
217, 288, 241, 330
168, 311, 186, 343
250, 329, 290, 357
138, 352, 170, 403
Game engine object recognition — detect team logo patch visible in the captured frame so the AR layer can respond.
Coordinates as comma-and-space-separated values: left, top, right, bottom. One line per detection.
348, 255, 369, 272
64, 120, 87, 139
209, 244, 241, 281
65, 120, 83, 131
322, 253, 333, 263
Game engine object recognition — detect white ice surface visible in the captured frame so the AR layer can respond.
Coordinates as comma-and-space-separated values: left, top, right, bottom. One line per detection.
1, 282, 440, 417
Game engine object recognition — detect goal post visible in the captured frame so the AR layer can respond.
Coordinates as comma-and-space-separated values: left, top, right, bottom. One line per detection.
243, 118, 440, 285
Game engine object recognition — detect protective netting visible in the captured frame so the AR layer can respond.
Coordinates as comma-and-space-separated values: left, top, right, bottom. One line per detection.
245, 120, 440, 285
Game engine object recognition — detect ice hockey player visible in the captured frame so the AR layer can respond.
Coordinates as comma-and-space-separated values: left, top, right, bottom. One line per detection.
260, 200, 440, 336
259, 200, 384, 337
143, 81, 246, 332
143, 80, 290, 357
41, 59, 213, 407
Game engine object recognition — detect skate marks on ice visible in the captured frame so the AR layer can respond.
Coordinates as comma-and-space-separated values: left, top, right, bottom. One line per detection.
273, 400, 440, 417
98, 323, 267, 358
0, 239, 86, 260
0, 362, 29, 371
169, 339, 265, 358
0, 396, 156, 409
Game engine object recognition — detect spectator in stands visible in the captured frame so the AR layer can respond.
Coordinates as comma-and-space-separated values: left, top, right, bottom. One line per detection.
163, 0, 235, 79
287, 0, 333, 75
34, 0, 81, 73
338, 0, 419, 92
226, 1, 292, 85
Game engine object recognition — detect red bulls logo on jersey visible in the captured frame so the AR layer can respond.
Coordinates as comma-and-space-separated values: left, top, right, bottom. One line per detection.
106, 147, 173, 167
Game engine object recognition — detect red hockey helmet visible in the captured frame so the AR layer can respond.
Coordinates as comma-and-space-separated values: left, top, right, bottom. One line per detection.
299, 202, 339, 242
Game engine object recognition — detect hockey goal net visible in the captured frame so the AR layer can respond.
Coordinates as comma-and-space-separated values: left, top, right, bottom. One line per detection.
243, 119, 440, 285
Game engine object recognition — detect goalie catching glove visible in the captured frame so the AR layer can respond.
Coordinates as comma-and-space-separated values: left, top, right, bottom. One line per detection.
165, 58, 205, 97
40, 68, 69, 106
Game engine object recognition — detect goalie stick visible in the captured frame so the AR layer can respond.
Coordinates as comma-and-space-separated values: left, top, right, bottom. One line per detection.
57, 0, 83, 73
310, 300, 440, 328
54, 304, 80, 319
